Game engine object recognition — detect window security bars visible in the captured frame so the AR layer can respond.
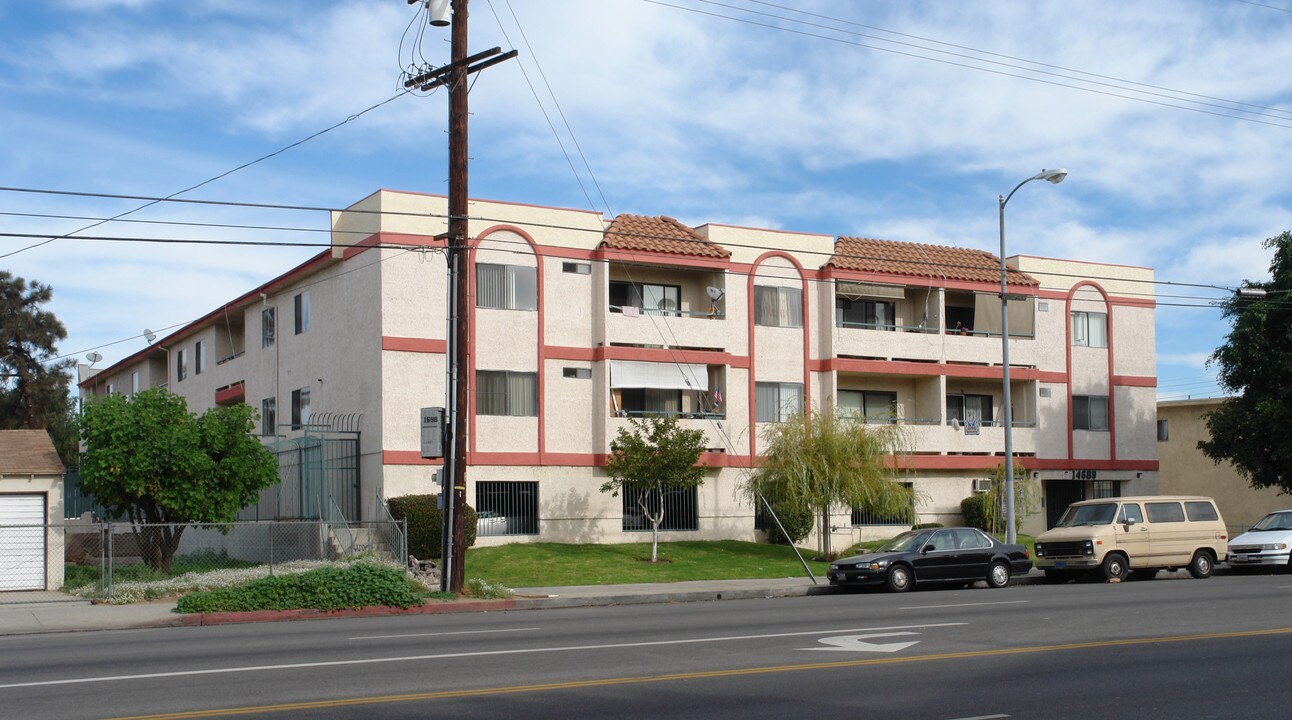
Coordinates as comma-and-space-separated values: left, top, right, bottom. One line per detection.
621, 485, 698, 532
474, 481, 539, 537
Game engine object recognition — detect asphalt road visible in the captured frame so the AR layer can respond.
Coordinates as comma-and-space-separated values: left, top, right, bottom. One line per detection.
3, 572, 1291, 720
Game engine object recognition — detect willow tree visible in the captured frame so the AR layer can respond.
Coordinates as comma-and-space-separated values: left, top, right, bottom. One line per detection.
746, 400, 913, 559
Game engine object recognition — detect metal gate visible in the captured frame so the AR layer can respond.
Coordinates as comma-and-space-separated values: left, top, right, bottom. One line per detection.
242, 414, 361, 522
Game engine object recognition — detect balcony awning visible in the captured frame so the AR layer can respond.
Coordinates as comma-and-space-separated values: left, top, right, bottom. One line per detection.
836, 281, 906, 300
610, 361, 709, 391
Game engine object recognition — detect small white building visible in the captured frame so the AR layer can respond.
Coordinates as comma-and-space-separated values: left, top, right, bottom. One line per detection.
0, 430, 66, 591
81, 190, 1159, 545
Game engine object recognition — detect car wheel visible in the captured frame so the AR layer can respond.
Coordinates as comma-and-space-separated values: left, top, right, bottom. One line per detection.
1100, 553, 1129, 581
1188, 550, 1215, 579
886, 564, 913, 593
1043, 569, 1072, 584
1130, 569, 1158, 581
987, 561, 1011, 589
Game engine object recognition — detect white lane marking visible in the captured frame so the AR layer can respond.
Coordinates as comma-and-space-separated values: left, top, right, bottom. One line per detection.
804, 632, 920, 653
0, 622, 966, 689
947, 715, 1009, 720
901, 600, 1029, 610
349, 627, 541, 641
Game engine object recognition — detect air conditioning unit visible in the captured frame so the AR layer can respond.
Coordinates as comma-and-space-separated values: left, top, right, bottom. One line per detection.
972, 478, 992, 494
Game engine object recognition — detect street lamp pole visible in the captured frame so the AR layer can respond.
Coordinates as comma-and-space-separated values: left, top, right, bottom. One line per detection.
999, 168, 1067, 544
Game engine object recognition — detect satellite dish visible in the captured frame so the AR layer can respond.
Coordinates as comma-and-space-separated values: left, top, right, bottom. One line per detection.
144, 329, 157, 344
706, 286, 725, 302
85, 352, 103, 365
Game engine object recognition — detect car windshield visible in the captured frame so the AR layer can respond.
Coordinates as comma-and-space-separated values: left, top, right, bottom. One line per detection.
1250, 512, 1292, 531
1055, 502, 1117, 527
874, 530, 934, 553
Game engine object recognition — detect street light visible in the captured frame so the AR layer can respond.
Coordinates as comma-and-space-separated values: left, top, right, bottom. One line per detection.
999, 168, 1067, 544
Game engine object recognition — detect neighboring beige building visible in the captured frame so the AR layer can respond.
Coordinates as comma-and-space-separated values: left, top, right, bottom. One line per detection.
1157, 397, 1288, 533
0, 429, 66, 591
79, 190, 1159, 545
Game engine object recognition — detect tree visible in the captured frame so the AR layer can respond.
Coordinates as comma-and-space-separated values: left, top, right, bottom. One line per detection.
970, 462, 1038, 535
1199, 230, 1292, 493
80, 388, 279, 571
746, 400, 914, 560
601, 416, 707, 562
0, 271, 78, 466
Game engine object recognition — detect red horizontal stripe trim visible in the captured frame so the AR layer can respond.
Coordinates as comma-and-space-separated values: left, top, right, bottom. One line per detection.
1027, 459, 1158, 471
382, 337, 447, 353
382, 450, 444, 465
545, 345, 750, 369
1112, 375, 1157, 387
823, 358, 1050, 380
1035, 288, 1156, 308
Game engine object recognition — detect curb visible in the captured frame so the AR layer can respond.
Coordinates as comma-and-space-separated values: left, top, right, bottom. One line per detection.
178, 599, 518, 627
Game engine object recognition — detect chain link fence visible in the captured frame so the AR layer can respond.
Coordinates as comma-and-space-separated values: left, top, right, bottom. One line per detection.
0, 519, 406, 605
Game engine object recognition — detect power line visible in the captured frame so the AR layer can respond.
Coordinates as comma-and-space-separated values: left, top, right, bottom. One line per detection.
1, 184, 1274, 301
735, 0, 1292, 121
0, 90, 412, 261
641, 0, 1292, 130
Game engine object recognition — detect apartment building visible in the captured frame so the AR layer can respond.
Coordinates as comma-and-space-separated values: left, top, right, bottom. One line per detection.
80, 189, 1159, 544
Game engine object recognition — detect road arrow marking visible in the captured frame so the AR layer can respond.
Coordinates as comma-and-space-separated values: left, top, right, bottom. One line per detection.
803, 631, 920, 653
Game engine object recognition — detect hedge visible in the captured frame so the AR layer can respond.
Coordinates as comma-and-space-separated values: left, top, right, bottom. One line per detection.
175, 562, 420, 613
388, 494, 478, 559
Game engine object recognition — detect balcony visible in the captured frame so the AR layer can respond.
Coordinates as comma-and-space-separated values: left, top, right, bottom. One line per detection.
607, 273, 727, 351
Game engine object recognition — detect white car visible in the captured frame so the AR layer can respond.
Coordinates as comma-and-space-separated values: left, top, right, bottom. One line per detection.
476, 510, 509, 536
1228, 510, 1292, 571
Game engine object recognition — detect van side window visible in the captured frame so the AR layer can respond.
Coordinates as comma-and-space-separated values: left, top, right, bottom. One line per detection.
1185, 501, 1219, 521
1118, 503, 1144, 524
1146, 502, 1186, 523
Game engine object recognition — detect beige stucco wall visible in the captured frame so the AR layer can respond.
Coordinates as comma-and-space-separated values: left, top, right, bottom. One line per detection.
1158, 399, 1288, 532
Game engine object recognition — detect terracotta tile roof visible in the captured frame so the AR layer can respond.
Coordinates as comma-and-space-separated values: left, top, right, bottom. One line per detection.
0, 430, 64, 475
829, 237, 1039, 286
602, 215, 730, 259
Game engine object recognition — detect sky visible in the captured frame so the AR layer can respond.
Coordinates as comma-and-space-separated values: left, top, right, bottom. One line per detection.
3, 0, 1291, 401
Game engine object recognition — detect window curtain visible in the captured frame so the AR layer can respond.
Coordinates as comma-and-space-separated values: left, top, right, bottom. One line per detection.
755, 382, 779, 423
1088, 312, 1108, 347
755, 286, 777, 326
477, 264, 506, 309
781, 288, 803, 328
476, 371, 507, 415
507, 372, 538, 416
1071, 312, 1088, 346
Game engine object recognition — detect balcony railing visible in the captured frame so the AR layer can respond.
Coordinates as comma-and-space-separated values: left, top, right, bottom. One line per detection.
611, 304, 724, 320
836, 320, 936, 334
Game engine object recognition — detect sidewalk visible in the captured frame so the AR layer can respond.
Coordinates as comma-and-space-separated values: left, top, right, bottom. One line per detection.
0, 567, 1171, 636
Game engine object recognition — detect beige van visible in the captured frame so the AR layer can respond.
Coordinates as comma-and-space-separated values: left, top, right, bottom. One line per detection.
1034, 496, 1228, 581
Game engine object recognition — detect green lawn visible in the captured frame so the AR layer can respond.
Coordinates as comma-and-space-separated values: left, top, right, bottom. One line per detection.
465, 540, 831, 587
464, 532, 1036, 589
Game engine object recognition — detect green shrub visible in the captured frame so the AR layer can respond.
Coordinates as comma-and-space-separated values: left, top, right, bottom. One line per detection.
912, 522, 944, 530
389, 494, 441, 558
960, 494, 991, 532
766, 503, 814, 545
387, 494, 479, 559
175, 562, 419, 613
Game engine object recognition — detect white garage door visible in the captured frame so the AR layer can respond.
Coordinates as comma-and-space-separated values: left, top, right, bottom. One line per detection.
0, 494, 46, 591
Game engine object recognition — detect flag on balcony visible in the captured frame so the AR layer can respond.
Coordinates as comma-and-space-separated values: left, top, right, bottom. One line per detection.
712, 386, 722, 409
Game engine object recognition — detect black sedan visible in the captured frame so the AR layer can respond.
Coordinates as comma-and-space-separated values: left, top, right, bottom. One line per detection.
827, 527, 1032, 592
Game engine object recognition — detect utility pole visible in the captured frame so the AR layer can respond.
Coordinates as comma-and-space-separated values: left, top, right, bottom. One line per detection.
446, 0, 470, 595
403, 0, 516, 593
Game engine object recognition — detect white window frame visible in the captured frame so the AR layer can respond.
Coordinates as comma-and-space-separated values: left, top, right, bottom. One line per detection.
754, 286, 803, 328
1071, 311, 1108, 348
476, 263, 538, 311
1073, 394, 1109, 431
756, 381, 803, 423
